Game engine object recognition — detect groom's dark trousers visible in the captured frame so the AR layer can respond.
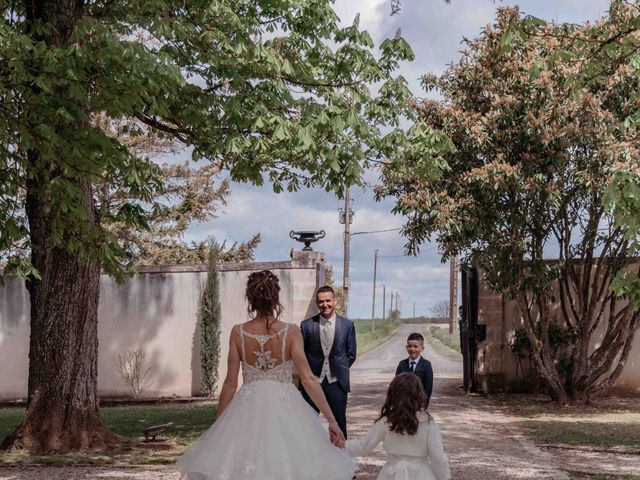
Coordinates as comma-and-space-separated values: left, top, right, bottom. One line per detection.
300, 314, 356, 438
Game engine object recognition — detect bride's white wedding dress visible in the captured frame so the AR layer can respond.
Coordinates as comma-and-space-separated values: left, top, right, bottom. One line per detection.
177, 323, 356, 480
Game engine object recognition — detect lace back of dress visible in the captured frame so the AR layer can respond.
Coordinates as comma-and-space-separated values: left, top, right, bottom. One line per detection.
237, 323, 293, 384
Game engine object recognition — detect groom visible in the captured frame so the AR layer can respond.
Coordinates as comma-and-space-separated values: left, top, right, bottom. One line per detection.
300, 286, 357, 438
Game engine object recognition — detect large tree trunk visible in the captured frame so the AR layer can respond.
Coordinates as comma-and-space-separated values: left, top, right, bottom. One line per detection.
516, 293, 571, 404
1, 161, 121, 452
1, 1, 121, 452
517, 270, 639, 405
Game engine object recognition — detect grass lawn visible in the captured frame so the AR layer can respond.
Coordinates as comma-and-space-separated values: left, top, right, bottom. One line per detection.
495, 394, 640, 456
422, 325, 462, 360
527, 420, 640, 448
0, 402, 216, 465
568, 474, 640, 480
354, 319, 403, 355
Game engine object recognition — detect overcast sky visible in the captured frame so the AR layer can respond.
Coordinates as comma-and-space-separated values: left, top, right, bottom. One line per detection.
184, 0, 611, 320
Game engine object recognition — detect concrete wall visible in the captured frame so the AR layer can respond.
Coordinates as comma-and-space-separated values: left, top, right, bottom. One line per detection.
474, 270, 640, 396
0, 251, 324, 400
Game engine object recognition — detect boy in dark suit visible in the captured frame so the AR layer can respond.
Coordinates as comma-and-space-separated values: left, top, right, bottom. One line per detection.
395, 332, 434, 406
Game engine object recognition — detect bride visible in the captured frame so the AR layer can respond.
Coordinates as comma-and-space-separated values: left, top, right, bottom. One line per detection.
177, 270, 356, 480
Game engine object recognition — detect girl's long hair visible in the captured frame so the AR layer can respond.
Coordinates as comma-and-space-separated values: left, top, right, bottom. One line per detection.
245, 270, 283, 330
377, 373, 430, 435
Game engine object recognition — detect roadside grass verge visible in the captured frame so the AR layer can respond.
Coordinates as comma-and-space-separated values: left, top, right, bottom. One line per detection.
354, 319, 403, 355
422, 325, 462, 360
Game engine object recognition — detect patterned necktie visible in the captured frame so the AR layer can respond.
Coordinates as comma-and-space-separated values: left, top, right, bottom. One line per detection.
410, 361, 416, 372
321, 319, 332, 350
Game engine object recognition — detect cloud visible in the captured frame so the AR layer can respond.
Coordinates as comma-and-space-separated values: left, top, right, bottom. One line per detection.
332, 0, 393, 42
183, 0, 611, 319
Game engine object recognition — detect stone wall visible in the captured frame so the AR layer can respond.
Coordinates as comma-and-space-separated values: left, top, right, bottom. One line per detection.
474, 270, 640, 395
0, 251, 324, 400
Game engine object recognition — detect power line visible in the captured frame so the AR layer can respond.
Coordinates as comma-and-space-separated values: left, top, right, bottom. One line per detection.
378, 246, 438, 259
350, 227, 402, 236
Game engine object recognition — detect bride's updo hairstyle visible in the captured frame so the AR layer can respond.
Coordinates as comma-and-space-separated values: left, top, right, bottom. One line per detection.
246, 270, 284, 327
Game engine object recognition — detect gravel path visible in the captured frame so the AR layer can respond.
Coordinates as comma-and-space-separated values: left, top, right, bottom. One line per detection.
0, 323, 592, 480
348, 323, 569, 480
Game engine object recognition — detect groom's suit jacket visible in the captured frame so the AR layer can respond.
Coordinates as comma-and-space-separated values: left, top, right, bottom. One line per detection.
300, 314, 356, 393
395, 356, 434, 406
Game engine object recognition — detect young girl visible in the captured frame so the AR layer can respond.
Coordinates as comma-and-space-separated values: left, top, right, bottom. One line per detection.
341, 373, 450, 480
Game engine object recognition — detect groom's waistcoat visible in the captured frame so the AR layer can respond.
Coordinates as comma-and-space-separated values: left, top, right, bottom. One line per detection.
300, 314, 356, 392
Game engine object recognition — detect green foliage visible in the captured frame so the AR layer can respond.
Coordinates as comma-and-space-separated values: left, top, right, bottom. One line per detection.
511, 322, 575, 376
500, 2, 640, 306
200, 241, 222, 397
380, 6, 640, 401
0, 0, 414, 284
510, 323, 575, 358
607, 168, 640, 307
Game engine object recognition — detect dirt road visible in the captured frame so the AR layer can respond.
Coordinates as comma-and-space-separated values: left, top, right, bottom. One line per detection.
348, 323, 569, 480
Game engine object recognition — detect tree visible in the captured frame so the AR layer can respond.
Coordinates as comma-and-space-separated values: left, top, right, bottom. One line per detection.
429, 300, 449, 319
324, 264, 346, 315
200, 241, 222, 397
94, 114, 261, 265
379, 7, 640, 403
502, 0, 640, 307
0, 0, 414, 452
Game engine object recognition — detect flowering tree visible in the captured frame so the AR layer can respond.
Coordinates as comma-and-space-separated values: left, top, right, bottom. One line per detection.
380, 7, 640, 403
503, 0, 640, 306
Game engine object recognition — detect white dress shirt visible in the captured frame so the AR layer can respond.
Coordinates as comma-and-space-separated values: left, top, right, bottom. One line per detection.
319, 314, 337, 383
407, 355, 422, 372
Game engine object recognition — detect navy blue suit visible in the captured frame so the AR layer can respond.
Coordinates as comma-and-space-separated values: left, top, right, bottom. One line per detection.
300, 314, 356, 437
395, 356, 434, 406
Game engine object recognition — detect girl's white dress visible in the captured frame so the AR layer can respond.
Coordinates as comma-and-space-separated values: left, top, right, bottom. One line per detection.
346, 412, 450, 480
176, 323, 356, 480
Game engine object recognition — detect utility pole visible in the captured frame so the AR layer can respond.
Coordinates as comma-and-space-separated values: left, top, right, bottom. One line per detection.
371, 249, 379, 333
390, 291, 394, 319
382, 285, 386, 323
413, 301, 416, 319
449, 255, 458, 334
341, 187, 352, 316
